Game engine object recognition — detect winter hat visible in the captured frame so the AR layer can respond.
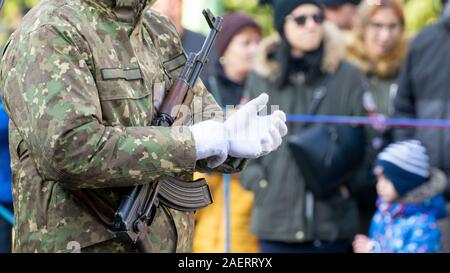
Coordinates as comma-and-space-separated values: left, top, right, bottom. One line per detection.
274, 0, 324, 35
375, 140, 430, 196
215, 13, 262, 58
321, 0, 361, 8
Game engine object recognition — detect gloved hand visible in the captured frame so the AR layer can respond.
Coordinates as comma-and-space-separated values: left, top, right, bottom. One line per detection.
191, 119, 229, 168
191, 93, 288, 168
225, 93, 288, 158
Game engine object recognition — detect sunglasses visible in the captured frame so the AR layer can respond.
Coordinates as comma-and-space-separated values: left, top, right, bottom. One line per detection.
286, 12, 325, 26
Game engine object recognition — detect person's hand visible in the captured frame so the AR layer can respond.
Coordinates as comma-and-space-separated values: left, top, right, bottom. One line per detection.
191, 119, 229, 168
224, 93, 288, 158
352, 234, 374, 253
191, 93, 288, 168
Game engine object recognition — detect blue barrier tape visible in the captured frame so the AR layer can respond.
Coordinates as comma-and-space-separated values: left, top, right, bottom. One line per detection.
287, 114, 450, 129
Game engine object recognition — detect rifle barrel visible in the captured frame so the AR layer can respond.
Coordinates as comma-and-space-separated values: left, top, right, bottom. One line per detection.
188, 15, 223, 87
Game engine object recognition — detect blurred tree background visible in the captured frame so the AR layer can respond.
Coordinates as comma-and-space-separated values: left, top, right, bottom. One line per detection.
222, 0, 274, 36
0, 0, 446, 47
1, 0, 39, 47
404, 0, 443, 33
181, 0, 274, 36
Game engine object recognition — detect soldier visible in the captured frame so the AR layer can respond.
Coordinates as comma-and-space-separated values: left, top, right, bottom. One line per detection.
0, 0, 287, 253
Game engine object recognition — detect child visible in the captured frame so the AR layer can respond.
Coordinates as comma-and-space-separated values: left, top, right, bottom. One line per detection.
353, 140, 447, 253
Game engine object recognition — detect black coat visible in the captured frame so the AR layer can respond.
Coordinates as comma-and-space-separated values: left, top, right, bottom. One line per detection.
208, 62, 245, 108
394, 17, 450, 198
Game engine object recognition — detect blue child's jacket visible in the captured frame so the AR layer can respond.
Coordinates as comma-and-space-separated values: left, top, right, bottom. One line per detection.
369, 170, 447, 253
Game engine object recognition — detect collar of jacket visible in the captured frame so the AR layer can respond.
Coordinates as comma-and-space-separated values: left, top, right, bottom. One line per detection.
92, 0, 156, 24
399, 168, 448, 205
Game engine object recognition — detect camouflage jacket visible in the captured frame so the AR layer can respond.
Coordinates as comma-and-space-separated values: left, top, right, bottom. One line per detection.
0, 0, 246, 253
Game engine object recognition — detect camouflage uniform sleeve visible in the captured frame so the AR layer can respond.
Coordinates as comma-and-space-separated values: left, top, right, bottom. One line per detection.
192, 81, 249, 174
1, 25, 197, 189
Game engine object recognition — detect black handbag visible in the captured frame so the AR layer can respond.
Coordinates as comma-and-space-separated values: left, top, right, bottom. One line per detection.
287, 78, 365, 198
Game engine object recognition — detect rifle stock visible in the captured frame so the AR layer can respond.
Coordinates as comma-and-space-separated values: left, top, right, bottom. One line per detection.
156, 78, 190, 125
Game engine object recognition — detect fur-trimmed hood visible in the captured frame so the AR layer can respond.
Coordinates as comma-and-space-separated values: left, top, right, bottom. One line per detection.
376, 169, 448, 221
346, 31, 410, 79
254, 22, 346, 81
400, 168, 448, 205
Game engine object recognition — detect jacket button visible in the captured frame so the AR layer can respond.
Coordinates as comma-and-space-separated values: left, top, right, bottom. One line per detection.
296, 231, 305, 240
259, 179, 268, 188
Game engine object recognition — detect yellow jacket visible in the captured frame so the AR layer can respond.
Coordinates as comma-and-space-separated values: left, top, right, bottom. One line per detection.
193, 173, 259, 253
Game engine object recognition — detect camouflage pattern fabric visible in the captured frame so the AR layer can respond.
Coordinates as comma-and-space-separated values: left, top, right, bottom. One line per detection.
0, 0, 246, 253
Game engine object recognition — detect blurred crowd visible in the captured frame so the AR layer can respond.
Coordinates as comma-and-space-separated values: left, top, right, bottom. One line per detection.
1, 0, 450, 253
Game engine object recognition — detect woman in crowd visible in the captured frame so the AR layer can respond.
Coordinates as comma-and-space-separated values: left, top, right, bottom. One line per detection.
240, 0, 366, 253
347, 0, 408, 120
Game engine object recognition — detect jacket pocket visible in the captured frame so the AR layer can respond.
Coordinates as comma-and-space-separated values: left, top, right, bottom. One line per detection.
240, 164, 270, 208
96, 77, 150, 101
95, 78, 155, 127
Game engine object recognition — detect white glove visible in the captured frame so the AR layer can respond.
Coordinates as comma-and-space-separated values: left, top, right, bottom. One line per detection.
225, 93, 288, 158
191, 119, 229, 168
191, 93, 288, 168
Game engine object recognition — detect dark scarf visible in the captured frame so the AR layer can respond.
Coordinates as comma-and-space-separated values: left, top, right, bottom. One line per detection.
275, 37, 325, 88
214, 61, 245, 107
